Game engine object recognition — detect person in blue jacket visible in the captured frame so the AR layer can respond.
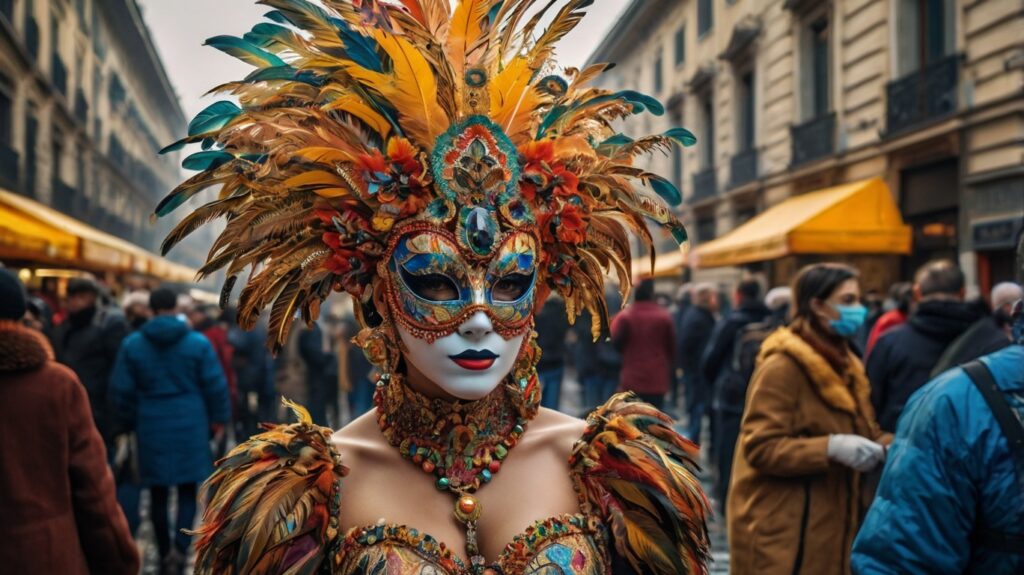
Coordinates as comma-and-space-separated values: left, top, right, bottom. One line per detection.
111, 288, 230, 575
852, 245, 1024, 573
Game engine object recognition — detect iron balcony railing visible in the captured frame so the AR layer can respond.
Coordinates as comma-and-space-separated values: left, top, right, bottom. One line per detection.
0, 142, 18, 191
886, 53, 960, 135
791, 112, 835, 167
690, 167, 718, 203
729, 148, 758, 188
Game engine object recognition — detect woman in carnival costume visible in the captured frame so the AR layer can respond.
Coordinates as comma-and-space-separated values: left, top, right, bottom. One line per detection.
156, 1, 710, 573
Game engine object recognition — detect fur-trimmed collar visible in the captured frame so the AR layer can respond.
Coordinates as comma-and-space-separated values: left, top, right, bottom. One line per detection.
758, 326, 870, 415
0, 320, 53, 373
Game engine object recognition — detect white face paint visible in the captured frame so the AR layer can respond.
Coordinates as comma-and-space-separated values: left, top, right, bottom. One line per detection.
398, 310, 525, 401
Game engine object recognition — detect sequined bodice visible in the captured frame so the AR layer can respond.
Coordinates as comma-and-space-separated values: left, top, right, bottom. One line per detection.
332, 514, 609, 575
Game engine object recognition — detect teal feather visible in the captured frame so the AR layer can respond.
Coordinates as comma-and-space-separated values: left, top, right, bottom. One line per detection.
160, 139, 188, 155
334, 15, 382, 73
600, 133, 634, 147
242, 22, 296, 49
538, 90, 664, 137
183, 151, 234, 172
204, 35, 286, 68
188, 101, 242, 137
647, 174, 681, 207
663, 127, 697, 147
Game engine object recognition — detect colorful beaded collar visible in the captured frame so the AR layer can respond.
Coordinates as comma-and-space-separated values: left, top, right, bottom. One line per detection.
373, 371, 541, 572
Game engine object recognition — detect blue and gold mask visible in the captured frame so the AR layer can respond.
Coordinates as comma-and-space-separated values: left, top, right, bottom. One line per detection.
383, 221, 538, 342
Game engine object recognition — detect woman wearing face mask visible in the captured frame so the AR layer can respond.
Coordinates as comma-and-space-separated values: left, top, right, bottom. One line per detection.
727, 263, 891, 575
155, 3, 711, 574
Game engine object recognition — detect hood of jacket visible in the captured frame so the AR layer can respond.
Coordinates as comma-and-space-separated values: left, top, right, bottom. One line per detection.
909, 300, 980, 342
758, 326, 869, 415
141, 315, 191, 348
0, 320, 53, 373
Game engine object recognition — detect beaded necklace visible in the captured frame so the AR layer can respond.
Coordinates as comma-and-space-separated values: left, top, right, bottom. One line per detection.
374, 371, 541, 572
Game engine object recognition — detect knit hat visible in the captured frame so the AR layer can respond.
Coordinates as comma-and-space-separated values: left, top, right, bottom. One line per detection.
0, 268, 27, 320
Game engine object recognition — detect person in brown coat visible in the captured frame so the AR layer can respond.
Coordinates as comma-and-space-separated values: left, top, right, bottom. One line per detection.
0, 268, 139, 575
728, 263, 891, 575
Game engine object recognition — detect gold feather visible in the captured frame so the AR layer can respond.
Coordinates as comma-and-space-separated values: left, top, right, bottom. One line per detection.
344, 29, 449, 147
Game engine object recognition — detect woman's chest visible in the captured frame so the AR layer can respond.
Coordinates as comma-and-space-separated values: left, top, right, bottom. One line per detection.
332, 515, 610, 575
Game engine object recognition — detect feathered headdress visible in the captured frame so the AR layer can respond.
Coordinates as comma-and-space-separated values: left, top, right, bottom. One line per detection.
155, 0, 695, 349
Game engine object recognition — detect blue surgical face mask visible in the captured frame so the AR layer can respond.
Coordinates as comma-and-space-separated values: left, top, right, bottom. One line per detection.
829, 304, 868, 338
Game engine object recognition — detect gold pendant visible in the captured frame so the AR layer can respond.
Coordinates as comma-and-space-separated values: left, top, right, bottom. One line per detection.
453, 494, 482, 523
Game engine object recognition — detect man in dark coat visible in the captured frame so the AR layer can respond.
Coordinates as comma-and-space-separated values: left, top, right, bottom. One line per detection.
575, 288, 623, 414
853, 244, 1024, 574
0, 269, 139, 575
228, 312, 274, 439
677, 283, 718, 443
700, 278, 770, 511
51, 277, 128, 448
111, 288, 230, 575
867, 260, 982, 432
611, 280, 676, 410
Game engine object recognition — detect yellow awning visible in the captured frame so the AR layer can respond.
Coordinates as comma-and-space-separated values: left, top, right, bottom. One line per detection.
694, 177, 911, 268
633, 247, 688, 279
0, 188, 198, 280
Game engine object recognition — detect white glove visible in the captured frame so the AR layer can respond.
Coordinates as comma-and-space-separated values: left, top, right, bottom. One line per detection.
827, 434, 885, 472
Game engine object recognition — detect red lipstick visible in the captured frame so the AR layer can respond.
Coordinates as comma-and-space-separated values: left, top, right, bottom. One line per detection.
450, 350, 499, 371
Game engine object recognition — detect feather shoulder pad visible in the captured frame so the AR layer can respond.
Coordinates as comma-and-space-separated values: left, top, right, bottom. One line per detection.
191, 401, 347, 575
569, 393, 711, 575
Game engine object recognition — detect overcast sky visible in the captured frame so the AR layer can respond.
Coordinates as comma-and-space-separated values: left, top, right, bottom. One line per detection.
138, 0, 631, 121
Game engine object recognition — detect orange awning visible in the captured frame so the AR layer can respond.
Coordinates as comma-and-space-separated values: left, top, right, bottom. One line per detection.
693, 178, 911, 268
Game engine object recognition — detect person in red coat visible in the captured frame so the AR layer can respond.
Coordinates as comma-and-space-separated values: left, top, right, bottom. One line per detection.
0, 269, 139, 575
611, 279, 677, 410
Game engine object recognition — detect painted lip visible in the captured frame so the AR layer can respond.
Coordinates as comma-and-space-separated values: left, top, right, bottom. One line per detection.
449, 349, 499, 371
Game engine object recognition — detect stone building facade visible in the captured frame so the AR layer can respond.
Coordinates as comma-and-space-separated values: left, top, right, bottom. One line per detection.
0, 0, 205, 267
589, 0, 1023, 294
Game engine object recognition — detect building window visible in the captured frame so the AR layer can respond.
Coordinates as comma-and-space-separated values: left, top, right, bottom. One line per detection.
698, 0, 713, 38
895, 0, 955, 76
800, 15, 830, 120
0, 71, 12, 147
696, 215, 717, 243
25, 107, 38, 197
701, 93, 715, 168
51, 128, 63, 185
737, 71, 755, 151
675, 26, 685, 65
653, 50, 663, 93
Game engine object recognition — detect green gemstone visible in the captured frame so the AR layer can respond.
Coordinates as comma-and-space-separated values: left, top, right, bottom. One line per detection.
512, 424, 524, 435
436, 477, 450, 490
495, 445, 508, 459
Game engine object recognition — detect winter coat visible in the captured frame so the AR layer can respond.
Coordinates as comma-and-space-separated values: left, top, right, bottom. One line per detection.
611, 301, 675, 395
929, 316, 1012, 378
197, 319, 238, 406
701, 299, 771, 399
51, 305, 129, 442
728, 322, 890, 575
864, 309, 905, 358
111, 315, 231, 486
229, 323, 273, 397
535, 297, 569, 371
678, 305, 716, 394
0, 321, 139, 575
852, 345, 1024, 574
866, 300, 981, 431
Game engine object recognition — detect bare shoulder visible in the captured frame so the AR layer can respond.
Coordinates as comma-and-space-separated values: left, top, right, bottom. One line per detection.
519, 408, 588, 456
330, 410, 394, 470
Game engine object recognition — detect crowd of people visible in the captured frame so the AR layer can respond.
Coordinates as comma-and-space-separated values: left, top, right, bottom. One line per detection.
2, 252, 1022, 574
0, 270, 378, 575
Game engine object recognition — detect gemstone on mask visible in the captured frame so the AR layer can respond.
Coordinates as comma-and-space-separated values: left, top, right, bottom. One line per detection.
464, 206, 497, 255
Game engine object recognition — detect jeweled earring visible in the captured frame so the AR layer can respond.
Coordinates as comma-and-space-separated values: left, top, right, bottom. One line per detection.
511, 326, 539, 383
355, 320, 399, 375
